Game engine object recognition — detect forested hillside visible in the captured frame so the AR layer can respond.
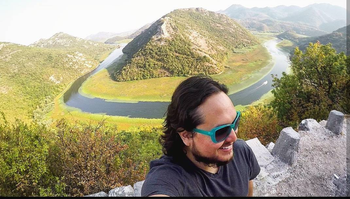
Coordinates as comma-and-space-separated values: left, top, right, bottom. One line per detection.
113, 8, 259, 81
0, 33, 117, 123
296, 25, 349, 55
277, 25, 348, 55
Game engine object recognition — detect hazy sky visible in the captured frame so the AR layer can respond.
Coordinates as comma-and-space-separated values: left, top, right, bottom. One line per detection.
0, 0, 347, 45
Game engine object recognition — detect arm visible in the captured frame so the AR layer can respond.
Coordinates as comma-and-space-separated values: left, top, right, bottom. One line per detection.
247, 180, 254, 196
149, 194, 170, 197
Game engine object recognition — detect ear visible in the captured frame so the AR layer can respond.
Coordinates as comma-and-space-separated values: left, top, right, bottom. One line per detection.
178, 130, 193, 147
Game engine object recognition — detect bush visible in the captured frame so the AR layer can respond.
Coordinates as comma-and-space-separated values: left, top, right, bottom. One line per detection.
238, 104, 282, 146
0, 114, 163, 197
0, 113, 55, 196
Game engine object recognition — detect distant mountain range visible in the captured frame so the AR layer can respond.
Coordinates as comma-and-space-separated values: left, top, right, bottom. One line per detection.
113, 8, 259, 81
85, 3, 347, 51
278, 25, 348, 55
104, 24, 152, 44
85, 31, 132, 43
84, 24, 152, 44
219, 3, 347, 36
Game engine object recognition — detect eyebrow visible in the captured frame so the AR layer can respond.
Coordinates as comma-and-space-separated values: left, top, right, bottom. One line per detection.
212, 112, 238, 128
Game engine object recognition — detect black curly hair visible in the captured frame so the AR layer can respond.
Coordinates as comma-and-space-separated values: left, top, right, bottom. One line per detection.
161, 75, 228, 159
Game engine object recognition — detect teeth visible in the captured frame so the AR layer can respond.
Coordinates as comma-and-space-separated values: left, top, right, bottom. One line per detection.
221, 146, 231, 149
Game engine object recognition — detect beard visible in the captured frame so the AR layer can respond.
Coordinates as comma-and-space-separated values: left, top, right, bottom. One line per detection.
191, 142, 234, 167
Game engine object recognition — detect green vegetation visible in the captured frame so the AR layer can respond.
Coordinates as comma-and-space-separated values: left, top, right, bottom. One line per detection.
1, 11, 348, 196
296, 26, 348, 55
239, 104, 282, 146
276, 39, 295, 53
277, 26, 348, 55
0, 115, 163, 196
81, 44, 270, 101
0, 34, 116, 124
271, 42, 349, 128
114, 8, 259, 81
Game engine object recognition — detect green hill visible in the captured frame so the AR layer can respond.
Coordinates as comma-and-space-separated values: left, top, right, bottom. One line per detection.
113, 8, 259, 81
296, 25, 348, 55
0, 33, 117, 123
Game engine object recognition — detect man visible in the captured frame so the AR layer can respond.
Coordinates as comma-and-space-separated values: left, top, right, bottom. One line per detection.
141, 75, 261, 197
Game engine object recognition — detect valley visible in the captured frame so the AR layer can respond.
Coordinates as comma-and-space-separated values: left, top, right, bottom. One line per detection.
51, 35, 288, 128
0, 4, 347, 130
0, 2, 348, 197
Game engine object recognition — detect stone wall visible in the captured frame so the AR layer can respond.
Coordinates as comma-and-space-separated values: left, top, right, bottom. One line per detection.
86, 110, 349, 197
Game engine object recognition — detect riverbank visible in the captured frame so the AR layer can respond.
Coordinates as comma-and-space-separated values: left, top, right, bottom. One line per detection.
49, 36, 286, 129
79, 41, 271, 102
50, 88, 164, 131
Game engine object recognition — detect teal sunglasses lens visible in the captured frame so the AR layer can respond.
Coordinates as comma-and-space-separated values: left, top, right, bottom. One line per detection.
214, 113, 240, 142
215, 126, 232, 142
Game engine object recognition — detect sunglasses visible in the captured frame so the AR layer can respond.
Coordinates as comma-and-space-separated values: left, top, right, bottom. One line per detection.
193, 111, 241, 143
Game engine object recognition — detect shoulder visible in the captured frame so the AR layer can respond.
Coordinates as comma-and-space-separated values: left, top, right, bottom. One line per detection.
141, 156, 187, 197
148, 155, 186, 175
233, 139, 261, 180
234, 139, 251, 151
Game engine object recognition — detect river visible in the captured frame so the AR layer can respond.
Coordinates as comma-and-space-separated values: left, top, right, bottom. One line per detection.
64, 38, 290, 119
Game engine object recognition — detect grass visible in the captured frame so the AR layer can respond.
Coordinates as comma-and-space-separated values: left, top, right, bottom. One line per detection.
213, 44, 272, 94
277, 39, 296, 54
80, 43, 272, 101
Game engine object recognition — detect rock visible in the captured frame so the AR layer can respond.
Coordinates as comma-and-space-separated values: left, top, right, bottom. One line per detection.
326, 110, 344, 135
319, 120, 327, 127
108, 185, 134, 197
271, 127, 300, 166
133, 180, 144, 197
298, 119, 322, 132
298, 119, 310, 131
333, 175, 347, 196
266, 142, 275, 153
84, 191, 108, 197
246, 138, 274, 167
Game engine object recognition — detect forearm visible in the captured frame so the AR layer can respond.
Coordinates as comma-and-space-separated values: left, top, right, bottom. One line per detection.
248, 180, 254, 196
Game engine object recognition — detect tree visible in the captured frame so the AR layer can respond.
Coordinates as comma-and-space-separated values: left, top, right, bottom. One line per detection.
271, 42, 349, 128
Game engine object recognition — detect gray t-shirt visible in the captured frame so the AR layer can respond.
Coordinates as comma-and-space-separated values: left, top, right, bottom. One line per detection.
141, 139, 261, 197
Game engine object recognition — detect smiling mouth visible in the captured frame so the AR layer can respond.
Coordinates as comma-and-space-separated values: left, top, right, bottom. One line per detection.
220, 144, 232, 150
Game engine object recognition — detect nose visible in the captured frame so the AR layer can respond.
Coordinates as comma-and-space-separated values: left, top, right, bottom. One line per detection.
225, 128, 237, 142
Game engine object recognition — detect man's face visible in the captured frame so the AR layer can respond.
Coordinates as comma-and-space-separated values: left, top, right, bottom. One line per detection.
188, 91, 238, 167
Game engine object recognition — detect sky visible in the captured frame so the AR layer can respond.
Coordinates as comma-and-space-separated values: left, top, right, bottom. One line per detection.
0, 0, 347, 46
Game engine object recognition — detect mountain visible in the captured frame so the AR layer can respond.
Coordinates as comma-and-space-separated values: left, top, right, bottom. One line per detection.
104, 24, 152, 44
282, 4, 346, 28
0, 33, 117, 123
113, 8, 259, 82
296, 25, 348, 55
31, 32, 117, 60
85, 32, 127, 43
220, 3, 347, 36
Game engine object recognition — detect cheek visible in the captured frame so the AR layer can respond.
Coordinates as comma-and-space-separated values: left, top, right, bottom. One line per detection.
194, 133, 212, 145
194, 134, 222, 151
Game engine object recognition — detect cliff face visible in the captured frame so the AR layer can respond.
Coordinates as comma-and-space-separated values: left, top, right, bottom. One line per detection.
86, 110, 349, 197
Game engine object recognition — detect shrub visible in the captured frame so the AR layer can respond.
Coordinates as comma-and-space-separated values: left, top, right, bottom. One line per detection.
238, 104, 282, 146
0, 113, 54, 196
